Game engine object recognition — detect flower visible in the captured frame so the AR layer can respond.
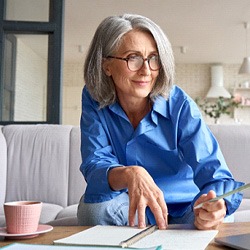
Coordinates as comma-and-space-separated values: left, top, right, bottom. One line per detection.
195, 96, 241, 123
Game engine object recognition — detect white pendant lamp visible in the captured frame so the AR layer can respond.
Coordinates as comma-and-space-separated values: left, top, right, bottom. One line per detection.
239, 22, 250, 74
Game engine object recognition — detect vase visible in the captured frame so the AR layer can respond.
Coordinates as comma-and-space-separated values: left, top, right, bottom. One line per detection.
214, 118, 220, 124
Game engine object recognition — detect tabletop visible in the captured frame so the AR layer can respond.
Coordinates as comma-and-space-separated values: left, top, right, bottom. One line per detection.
0, 222, 250, 249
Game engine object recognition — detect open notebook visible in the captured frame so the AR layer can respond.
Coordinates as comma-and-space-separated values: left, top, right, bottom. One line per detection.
54, 225, 218, 250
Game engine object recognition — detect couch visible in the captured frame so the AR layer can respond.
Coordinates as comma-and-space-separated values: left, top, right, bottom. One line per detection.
0, 124, 249, 227
0, 125, 86, 227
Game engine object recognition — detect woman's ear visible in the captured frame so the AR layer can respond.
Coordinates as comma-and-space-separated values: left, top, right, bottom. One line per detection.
102, 59, 112, 76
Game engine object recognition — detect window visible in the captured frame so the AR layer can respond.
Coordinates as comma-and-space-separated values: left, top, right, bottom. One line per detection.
0, 0, 64, 124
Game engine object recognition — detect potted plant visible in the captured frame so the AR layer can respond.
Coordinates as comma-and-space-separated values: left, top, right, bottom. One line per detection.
195, 96, 241, 124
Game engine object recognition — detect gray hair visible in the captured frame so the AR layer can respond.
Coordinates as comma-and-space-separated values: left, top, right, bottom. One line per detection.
84, 13, 175, 108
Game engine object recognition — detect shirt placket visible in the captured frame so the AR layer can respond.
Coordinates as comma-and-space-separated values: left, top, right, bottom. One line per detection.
125, 118, 156, 166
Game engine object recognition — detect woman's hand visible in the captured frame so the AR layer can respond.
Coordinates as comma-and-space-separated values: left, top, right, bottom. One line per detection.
108, 166, 168, 229
194, 190, 227, 230
125, 166, 168, 229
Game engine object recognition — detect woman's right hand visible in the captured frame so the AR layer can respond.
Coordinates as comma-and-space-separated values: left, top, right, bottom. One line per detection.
108, 166, 168, 229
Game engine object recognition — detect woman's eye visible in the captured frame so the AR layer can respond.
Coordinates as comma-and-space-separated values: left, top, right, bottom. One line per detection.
127, 56, 141, 61
150, 55, 158, 59
127, 55, 139, 59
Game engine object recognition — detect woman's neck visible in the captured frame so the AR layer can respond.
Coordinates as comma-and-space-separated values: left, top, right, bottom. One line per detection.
120, 98, 152, 129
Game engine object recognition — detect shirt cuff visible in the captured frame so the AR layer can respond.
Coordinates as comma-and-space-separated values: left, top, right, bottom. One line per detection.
192, 180, 244, 215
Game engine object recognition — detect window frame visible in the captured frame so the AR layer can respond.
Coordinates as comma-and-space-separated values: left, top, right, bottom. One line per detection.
2, 34, 16, 121
0, 0, 64, 124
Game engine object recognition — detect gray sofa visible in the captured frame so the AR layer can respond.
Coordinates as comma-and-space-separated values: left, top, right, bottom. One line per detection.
0, 125, 86, 227
0, 124, 249, 227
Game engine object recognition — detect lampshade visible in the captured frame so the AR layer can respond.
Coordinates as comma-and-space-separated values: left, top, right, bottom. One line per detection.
239, 22, 250, 74
239, 57, 250, 74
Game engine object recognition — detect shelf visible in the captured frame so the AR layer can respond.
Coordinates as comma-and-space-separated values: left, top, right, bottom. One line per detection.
234, 87, 250, 91
239, 105, 250, 107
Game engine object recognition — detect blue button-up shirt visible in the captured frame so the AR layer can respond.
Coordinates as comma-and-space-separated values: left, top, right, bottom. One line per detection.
80, 85, 243, 223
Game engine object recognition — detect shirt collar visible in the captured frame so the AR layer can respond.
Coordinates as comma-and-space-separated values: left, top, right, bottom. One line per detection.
152, 95, 170, 119
109, 102, 128, 120
108, 95, 170, 123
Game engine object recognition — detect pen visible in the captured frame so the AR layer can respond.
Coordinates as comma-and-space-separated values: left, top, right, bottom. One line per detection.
119, 225, 158, 248
194, 183, 250, 209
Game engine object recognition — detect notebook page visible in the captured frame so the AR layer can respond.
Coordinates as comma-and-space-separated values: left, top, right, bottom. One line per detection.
132, 229, 218, 250
54, 226, 145, 246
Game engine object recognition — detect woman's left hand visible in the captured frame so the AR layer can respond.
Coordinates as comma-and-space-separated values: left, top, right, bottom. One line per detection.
194, 190, 227, 230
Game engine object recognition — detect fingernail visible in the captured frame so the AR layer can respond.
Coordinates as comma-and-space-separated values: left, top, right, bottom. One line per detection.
159, 223, 167, 230
139, 223, 145, 228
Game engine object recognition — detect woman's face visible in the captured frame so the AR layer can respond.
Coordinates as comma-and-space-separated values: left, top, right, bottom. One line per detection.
103, 30, 159, 104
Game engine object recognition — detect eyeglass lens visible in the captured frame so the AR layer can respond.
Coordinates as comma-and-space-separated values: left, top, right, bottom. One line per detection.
128, 56, 159, 71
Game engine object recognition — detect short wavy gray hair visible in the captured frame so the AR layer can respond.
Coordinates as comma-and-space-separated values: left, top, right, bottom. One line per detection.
84, 13, 175, 108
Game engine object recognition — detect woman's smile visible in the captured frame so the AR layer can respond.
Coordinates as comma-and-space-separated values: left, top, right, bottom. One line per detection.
132, 79, 151, 86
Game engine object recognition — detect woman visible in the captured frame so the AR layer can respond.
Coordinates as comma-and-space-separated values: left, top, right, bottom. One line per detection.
77, 14, 243, 230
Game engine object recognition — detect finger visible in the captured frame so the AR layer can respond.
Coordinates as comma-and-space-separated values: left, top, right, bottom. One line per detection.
137, 201, 146, 228
163, 210, 169, 228
194, 190, 217, 209
195, 216, 216, 230
155, 194, 168, 229
195, 214, 223, 230
203, 197, 226, 212
157, 197, 168, 228
128, 198, 137, 227
195, 209, 221, 230
207, 190, 216, 198
195, 201, 226, 230
194, 193, 207, 208
200, 204, 226, 224
149, 201, 167, 229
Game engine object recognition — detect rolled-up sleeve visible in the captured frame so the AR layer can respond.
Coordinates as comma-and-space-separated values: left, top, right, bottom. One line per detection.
176, 96, 244, 215
80, 87, 123, 203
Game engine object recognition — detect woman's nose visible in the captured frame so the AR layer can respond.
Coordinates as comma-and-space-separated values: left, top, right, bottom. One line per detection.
138, 60, 151, 75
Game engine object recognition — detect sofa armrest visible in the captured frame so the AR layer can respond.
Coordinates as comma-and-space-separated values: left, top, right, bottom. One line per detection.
0, 126, 7, 206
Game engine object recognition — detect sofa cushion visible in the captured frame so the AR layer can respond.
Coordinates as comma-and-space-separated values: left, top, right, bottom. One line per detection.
56, 204, 78, 220
3, 124, 73, 207
236, 198, 250, 212
0, 126, 7, 206
234, 210, 250, 222
234, 199, 250, 222
0, 215, 5, 227
46, 216, 78, 226
0, 201, 5, 227
68, 127, 86, 205
40, 203, 64, 224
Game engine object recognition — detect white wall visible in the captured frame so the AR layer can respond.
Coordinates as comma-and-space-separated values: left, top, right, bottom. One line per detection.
175, 64, 250, 99
175, 64, 250, 124
62, 63, 83, 125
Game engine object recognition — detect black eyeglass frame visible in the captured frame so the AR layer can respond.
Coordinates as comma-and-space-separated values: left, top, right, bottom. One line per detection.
106, 55, 160, 72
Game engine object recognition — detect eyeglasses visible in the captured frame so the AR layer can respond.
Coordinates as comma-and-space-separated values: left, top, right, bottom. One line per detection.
107, 55, 160, 71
